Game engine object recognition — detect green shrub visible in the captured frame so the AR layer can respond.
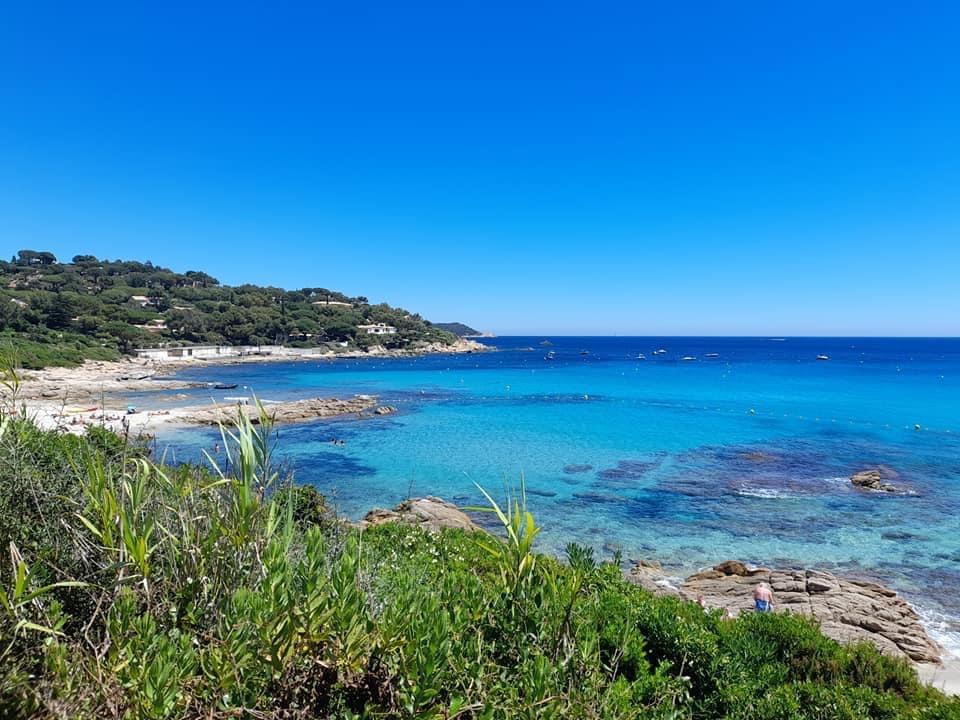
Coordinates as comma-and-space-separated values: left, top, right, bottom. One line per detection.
0, 412, 957, 718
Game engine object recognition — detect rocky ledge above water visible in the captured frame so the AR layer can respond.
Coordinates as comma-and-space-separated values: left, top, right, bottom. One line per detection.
357, 497, 480, 533
851, 467, 904, 493
629, 560, 941, 664
188, 395, 377, 425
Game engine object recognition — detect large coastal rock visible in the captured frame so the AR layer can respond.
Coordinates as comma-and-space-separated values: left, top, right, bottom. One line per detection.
358, 497, 480, 533
188, 396, 376, 425
851, 467, 901, 493
676, 562, 941, 663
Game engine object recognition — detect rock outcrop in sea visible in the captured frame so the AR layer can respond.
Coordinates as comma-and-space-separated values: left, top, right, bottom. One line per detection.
188, 396, 377, 425
629, 560, 942, 664
851, 467, 902, 493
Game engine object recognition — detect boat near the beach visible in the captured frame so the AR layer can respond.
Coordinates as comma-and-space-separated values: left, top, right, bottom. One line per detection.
211, 383, 239, 390
817, 354, 830, 361
545, 351, 556, 360
653, 349, 667, 355
682, 356, 696, 361
704, 352, 720, 358
636, 353, 646, 360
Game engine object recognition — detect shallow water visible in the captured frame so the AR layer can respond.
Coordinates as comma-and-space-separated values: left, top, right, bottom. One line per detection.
146, 336, 960, 655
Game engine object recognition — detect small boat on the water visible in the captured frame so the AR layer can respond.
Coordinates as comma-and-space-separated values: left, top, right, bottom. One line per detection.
545, 351, 556, 360
540, 340, 553, 346
682, 356, 696, 361
816, 355, 830, 361
213, 383, 239, 390
704, 352, 720, 358
636, 353, 646, 360
580, 350, 589, 356
653, 349, 667, 355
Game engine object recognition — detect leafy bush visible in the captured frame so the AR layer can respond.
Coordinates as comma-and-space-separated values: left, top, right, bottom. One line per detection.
0, 411, 956, 718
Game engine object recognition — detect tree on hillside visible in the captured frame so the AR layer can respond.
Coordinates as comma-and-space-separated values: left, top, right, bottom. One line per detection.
101, 321, 145, 353
16, 250, 57, 266
184, 270, 218, 287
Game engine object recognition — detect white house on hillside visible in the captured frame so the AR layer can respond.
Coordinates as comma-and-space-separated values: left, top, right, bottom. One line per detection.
358, 323, 397, 335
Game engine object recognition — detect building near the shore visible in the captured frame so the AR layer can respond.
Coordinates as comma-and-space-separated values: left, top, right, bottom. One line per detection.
132, 345, 330, 361
311, 300, 353, 307
133, 345, 261, 360
358, 323, 397, 335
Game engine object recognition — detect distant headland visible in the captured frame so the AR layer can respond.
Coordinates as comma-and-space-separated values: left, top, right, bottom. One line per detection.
0, 250, 483, 369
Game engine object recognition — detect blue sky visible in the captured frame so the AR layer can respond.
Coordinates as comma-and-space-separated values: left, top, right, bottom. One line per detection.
2, 2, 958, 335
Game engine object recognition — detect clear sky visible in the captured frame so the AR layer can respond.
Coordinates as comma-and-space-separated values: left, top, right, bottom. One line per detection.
2, 2, 958, 335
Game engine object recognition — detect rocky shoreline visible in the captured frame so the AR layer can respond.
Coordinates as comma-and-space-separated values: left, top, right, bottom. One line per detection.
186, 396, 382, 426
6, 338, 488, 435
358, 496, 956, 693
628, 559, 941, 663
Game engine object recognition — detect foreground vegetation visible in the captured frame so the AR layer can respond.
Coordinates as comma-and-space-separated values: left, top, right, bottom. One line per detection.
0, 250, 455, 367
0, 409, 957, 718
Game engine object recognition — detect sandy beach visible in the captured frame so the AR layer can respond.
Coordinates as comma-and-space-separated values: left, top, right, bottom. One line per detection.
4, 338, 488, 436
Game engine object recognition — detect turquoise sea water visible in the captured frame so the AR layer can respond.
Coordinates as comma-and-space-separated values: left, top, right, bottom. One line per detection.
145, 337, 960, 654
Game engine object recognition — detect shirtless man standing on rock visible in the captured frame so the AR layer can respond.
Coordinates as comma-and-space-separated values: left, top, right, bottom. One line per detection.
753, 582, 775, 612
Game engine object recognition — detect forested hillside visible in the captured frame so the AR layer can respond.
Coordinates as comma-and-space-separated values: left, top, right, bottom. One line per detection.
0, 250, 455, 367
433, 322, 480, 337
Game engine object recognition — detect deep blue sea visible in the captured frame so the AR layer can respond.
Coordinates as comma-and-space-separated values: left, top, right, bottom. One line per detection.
141, 337, 960, 654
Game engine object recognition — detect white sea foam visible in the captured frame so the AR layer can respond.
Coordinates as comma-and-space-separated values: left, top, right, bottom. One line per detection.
654, 576, 685, 592
916, 604, 960, 659
735, 487, 801, 500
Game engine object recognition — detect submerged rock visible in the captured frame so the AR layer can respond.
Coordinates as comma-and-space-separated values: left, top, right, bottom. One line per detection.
675, 561, 941, 663
525, 488, 558, 498
740, 450, 780, 463
563, 464, 594, 474
357, 497, 479, 533
597, 459, 661, 481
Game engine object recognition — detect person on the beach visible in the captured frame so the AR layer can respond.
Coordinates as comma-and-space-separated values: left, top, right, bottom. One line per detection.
753, 582, 774, 612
